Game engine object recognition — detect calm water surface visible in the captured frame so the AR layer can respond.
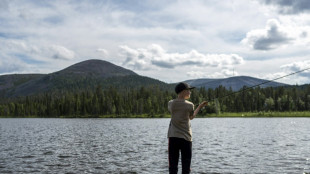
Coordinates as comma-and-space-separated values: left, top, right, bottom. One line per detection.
0, 118, 309, 174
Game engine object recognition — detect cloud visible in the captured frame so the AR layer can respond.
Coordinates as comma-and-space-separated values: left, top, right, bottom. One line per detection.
120, 44, 244, 70
119, 45, 151, 70
50, 45, 75, 60
1, 0, 309, 85
0, 38, 75, 62
260, 60, 310, 84
280, 60, 310, 78
242, 19, 294, 50
263, 72, 288, 81
96, 48, 108, 54
186, 71, 206, 78
187, 68, 239, 79
262, 0, 310, 14
0, 0, 8, 11
96, 48, 109, 57
0, 38, 44, 67
0, 54, 29, 74
0, 61, 23, 74
0, 39, 39, 54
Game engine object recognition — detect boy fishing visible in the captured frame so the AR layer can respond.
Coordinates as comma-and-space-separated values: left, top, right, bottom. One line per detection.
167, 82, 208, 174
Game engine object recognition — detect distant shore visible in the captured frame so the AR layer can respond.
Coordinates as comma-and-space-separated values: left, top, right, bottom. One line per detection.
203, 111, 310, 117
1, 111, 310, 118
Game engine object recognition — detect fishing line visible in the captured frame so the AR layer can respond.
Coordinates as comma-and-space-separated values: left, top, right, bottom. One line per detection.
214, 67, 310, 101
200, 67, 310, 114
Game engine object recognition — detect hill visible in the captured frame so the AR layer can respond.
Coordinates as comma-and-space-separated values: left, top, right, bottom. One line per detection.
0, 59, 169, 97
0, 59, 291, 98
55, 59, 137, 77
185, 76, 288, 91
0, 74, 44, 91
2, 59, 309, 118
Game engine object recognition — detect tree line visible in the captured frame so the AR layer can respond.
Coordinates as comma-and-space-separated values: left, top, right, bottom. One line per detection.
0, 84, 310, 117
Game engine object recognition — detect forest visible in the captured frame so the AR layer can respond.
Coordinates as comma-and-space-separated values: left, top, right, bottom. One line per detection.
0, 85, 310, 118
1, 84, 310, 118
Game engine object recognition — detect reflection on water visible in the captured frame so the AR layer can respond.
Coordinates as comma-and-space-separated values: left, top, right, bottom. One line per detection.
0, 118, 309, 173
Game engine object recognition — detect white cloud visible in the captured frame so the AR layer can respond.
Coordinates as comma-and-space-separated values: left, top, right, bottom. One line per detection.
187, 68, 239, 79
186, 71, 206, 79
120, 44, 244, 70
0, 38, 75, 61
263, 70, 310, 85
242, 15, 310, 52
263, 72, 288, 81
0, 39, 39, 55
50, 45, 75, 60
242, 19, 295, 50
281, 60, 310, 77
119, 45, 152, 70
0, 0, 310, 85
255, 59, 310, 85
0, 54, 30, 74
96, 48, 109, 57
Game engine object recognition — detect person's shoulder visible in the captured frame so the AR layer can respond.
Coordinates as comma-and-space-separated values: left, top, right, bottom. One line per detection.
185, 100, 194, 106
168, 99, 175, 106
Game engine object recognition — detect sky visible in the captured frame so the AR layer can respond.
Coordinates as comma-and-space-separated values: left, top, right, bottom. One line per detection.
1, 0, 310, 85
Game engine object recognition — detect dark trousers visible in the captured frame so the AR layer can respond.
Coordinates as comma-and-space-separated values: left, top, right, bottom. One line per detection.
168, 137, 192, 174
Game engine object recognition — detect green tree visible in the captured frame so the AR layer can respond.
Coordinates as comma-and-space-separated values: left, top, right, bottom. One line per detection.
264, 97, 275, 111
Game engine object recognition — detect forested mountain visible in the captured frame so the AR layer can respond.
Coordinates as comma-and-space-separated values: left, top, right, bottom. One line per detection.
0, 59, 170, 97
185, 76, 288, 91
0, 74, 44, 91
0, 59, 292, 98
56, 59, 137, 77
0, 59, 309, 117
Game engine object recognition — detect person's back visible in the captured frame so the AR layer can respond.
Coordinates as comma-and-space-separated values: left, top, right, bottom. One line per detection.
168, 98, 194, 142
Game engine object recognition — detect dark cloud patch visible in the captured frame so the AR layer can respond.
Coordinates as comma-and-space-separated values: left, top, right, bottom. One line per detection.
151, 60, 175, 69
242, 19, 294, 50
263, 0, 310, 14
253, 24, 293, 50
122, 57, 133, 66
300, 31, 308, 38
179, 60, 202, 66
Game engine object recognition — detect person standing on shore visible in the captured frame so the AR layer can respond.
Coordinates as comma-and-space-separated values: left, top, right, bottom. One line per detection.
167, 82, 208, 174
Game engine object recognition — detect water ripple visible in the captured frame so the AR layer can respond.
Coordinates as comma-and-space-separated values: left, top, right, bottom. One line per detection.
0, 118, 309, 173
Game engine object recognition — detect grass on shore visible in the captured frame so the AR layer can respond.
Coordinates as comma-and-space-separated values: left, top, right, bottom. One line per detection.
1, 111, 310, 118
68, 111, 310, 118
203, 111, 310, 117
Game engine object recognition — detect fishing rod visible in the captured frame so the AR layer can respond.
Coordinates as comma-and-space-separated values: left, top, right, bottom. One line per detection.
208, 67, 310, 102
195, 67, 310, 113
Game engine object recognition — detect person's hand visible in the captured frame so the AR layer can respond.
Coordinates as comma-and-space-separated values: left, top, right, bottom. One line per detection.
199, 101, 208, 108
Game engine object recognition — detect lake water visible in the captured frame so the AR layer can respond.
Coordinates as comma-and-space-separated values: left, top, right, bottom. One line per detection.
0, 118, 309, 174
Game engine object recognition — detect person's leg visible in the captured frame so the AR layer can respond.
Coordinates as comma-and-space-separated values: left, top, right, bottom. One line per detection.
168, 137, 180, 174
181, 139, 192, 174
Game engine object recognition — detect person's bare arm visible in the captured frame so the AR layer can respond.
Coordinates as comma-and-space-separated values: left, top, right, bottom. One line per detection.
190, 101, 208, 120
